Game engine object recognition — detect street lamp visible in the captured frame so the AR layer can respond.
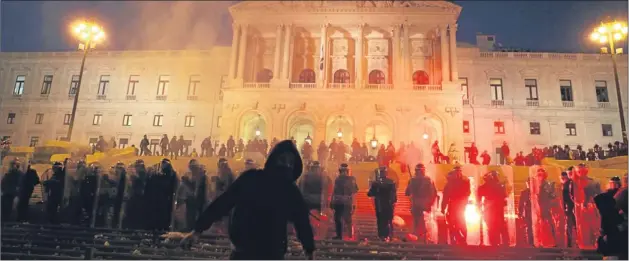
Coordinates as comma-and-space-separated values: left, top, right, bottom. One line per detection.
590, 21, 629, 144
370, 136, 378, 149
255, 126, 261, 137
305, 133, 312, 144
422, 133, 429, 140
66, 21, 105, 142
337, 128, 343, 138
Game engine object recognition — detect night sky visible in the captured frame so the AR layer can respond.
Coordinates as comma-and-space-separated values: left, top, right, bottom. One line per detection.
1, 1, 627, 53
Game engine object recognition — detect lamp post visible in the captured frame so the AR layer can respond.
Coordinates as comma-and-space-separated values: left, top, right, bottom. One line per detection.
66, 21, 105, 142
590, 21, 628, 144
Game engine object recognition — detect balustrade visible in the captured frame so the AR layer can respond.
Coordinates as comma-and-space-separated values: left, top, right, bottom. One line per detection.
491, 100, 505, 107
289, 83, 317, 89
327, 83, 355, 89
155, 95, 168, 101
125, 95, 136, 100
597, 102, 610, 109
412, 84, 442, 91
562, 101, 575, 108
364, 84, 393, 90
526, 100, 539, 107
243, 82, 270, 89
96, 95, 107, 100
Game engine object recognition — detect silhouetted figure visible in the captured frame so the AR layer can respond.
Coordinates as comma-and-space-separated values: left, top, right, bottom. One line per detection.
145, 159, 178, 232
227, 136, 236, 158
2, 159, 23, 222
182, 140, 315, 260
536, 168, 558, 246
560, 171, 576, 247
43, 162, 65, 224
441, 166, 470, 245
160, 134, 169, 156
331, 163, 358, 240
594, 176, 626, 259
140, 135, 150, 156
477, 171, 509, 246
299, 161, 331, 239
123, 160, 148, 229
517, 180, 534, 247
368, 166, 397, 241
405, 163, 437, 242
17, 163, 40, 222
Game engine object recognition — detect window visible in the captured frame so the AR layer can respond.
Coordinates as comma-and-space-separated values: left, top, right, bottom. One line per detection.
256, 69, 273, 83
63, 114, 71, 125
560, 80, 573, 102
412, 70, 429, 85
595, 80, 609, 102
185, 116, 195, 127
460, 77, 469, 100
156, 75, 170, 95
122, 114, 132, 126
487, 36, 494, 41
524, 79, 539, 100
298, 69, 316, 83
153, 115, 163, 126
529, 122, 541, 135
97, 75, 110, 95
29, 136, 39, 147
188, 75, 200, 96
602, 124, 613, 137
14, 75, 26, 95
35, 113, 44, 124
41, 75, 53, 95
118, 138, 129, 149
494, 121, 505, 134
92, 114, 102, 126
490, 78, 504, 100
7, 113, 16, 124
463, 120, 470, 133
333, 69, 351, 83
368, 70, 386, 84
69, 75, 80, 95
565, 123, 577, 136
220, 75, 228, 89
127, 75, 139, 95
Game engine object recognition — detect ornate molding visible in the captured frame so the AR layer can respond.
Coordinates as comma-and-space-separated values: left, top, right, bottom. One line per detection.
396, 106, 411, 115
423, 105, 432, 114
227, 104, 240, 112
445, 106, 460, 117
367, 39, 388, 56
375, 104, 385, 112
253, 101, 259, 110
272, 104, 286, 113
300, 102, 307, 110
410, 39, 432, 57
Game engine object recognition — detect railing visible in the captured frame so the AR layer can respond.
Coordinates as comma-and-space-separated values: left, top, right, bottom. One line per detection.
187, 95, 198, 101
243, 82, 270, 89
155, 95, 168, 101
126, 95, 136, 100
364, 84, 393, 90
289, 83, 317, 89
40, 93, 50, 98
96, 95, 107, 100
598, 102, 610, 108
327, 83, 355, 89
526, 100, 539, 107
412, 85, 442, 91
462, 99, 470, 106
12, 94, 22, 98
475, 51, 613, 61
491, 100, 505, 107
562, 101, 575, 108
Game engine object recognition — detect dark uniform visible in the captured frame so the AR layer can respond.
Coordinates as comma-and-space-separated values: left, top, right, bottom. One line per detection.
17, 163, 40, 222
517, 180, 533, 246
477, 171, 509, 246
95, 171, 117, 228
536, 168, 557, 245
111, 163, 128, 229
593, 176, 626, 259
331, 163, 358, 240
1, 160, 23, 222
123, 160, 148, 229
368, 166, 397, 241
441, 166, 470, 245
145, 159, 178, 232
405, 163, 437, 242
80, 164, 100, 227
299, 161, 332, 239
560, 171, 576, 247
43, 162, 65, 224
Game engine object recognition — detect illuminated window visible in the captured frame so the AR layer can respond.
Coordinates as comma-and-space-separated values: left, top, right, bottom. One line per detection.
298, 69, 316, 83
97, 75, 110, 95
41, 75, 53, 95
35, 113, 44, 125
494, 121, 505, 134
565, 123, 577, 136
127, 75, 139, 95
256, 69, 273, 83
185, 116, 195, 127
490, 78, 503, 101
69, 75, 80, 95
13, 75, 26, 96
153, 115, 163, 127
92, 114, 102, 126
63, 114, 71, 125
122, 115, 132, 126
156, 75, 170, 95
368, 70, 386, 84
602, 124, 613, 137
560, 80, 573, 102
529, 122, 541, 135
595, 81, 609, 102
524, 79, 538, 100
412, 70, 429, 85
463, 120, 470, 133
333, 69, 351, 83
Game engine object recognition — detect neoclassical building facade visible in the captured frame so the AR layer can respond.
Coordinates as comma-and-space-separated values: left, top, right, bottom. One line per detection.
0, 1, 627, 162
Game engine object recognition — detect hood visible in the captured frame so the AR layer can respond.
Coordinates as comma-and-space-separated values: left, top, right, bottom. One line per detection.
264, 139, 303, 181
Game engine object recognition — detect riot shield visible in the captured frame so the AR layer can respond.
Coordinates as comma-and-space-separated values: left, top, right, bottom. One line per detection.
169, 170, 180, 232
61, 161, 83, 225
572, 166, 601, 249
528, 165, 563, 248
424, 163, 441, 244
94, 167, 116, 228
111, 166, 129, 229
461, 164, 481, 246
476, 165, 516, 247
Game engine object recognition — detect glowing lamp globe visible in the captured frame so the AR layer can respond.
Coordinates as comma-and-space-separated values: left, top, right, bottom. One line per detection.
337, 128, 343, 138
370, 139, 378, 149
255, 129, 261, 137
305, 134, 312, 144
422, 133, 429, 140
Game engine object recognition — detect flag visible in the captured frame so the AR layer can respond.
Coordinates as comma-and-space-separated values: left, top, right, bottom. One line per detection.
318, 39, 325, 72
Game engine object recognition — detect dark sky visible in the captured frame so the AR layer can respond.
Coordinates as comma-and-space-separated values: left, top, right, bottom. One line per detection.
1, 1, 627, 53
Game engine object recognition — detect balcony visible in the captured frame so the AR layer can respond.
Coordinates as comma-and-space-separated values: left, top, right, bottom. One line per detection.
12, 94, 23, 99
289, 83, 317, 89
597, 102, 610, 109
526, 100, 539, 107
412, 85, 442, 91
243, 82, 270, 89
327, 83, 355, 89
491, 100, 505, 107
126, 95, 136, 100
96, 95, 107, 100
562, 101, 575, 108
40, 93, 50, 99
155, 95, 168, 101
364, 84, 393, 90
187, 95, 198, 101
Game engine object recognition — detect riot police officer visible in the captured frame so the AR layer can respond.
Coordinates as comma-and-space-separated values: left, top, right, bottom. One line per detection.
517, 179, 533, 247
1, 159, 23, 222
43, 162, 65, 224
560, 170, 576, 247
331, 163, 358, 240
536, 168, 558, 245
111, 162, 128, 229
80, 163, 100, 227
244, 159, 257, 171
123, 159, 147, 229
299, 161, 332, 239
215, 158, 235, 198
368, 166, 397, 241
17, 161, 40, 222
441, 166, 470, 245
405, 163, 437, 242
477, 171, 509, 246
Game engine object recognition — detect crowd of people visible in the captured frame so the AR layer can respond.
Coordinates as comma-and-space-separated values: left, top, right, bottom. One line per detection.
1, 136, 628, 259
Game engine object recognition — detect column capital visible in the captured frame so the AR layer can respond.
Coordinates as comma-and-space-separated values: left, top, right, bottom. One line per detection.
320, 23, 330, 29
357, 23, 366, 29
449, 23, 458, 31
232, 23, 241, 31
284, 23, 293, 29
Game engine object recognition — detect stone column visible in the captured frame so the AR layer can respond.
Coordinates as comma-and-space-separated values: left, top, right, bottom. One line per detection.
318, 24, 329, 86
272, 25, 283, 80
236, 24, 249, 80
228, 24, 240, 80
439, 25, 449, 83
391, 24, 400, 86
402, 23, 411, 85
448, 24, 458, 81
355, 24, 365, 87
281, 24, 293, 80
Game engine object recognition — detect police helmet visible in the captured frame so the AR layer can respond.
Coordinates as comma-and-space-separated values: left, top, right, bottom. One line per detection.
135, 159, 145, 165
52, 161, 63, 167
218, 158, 229, 168
378, 166, 388, 178
415, 163, 425, 171
245, 159, 255, 165
339, 163, 349, 174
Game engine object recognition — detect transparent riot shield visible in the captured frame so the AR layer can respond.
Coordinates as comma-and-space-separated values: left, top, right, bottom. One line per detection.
169, 170, 181, 232
528, 165, 563, 248
461, 164, 481, 246
111, 166, 129, 230
476, 165, 517, 246
61, 161, 83, 225
94, 167, 117, 228
424, 163, 440, 244
572, 166, 601, 249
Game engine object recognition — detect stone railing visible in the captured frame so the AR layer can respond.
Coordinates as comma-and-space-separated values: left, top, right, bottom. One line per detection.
562, 101, 575, 108
526, 100, 539, 107
96, 95, 107, 100
289, 83, 317, 89
125, 95, 136, 100
475, 51, 627, 62
327, 83, 355, 89
186, 95, 198, 101
364, 84, 394, 90
491, 100, 505, 107
412, 84, 442, 91
155, 95, 168, 101
597, 102, 610, 109
243, 82, 270, 89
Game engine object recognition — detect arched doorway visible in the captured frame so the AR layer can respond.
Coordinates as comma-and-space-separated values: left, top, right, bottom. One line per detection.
333, 69, 351, 83
298, 69, 316, 83
326, 115, 353, 144
368, 70, 386, 84
364, 123, 392, 156
239, 112, 267, 142
410, 116, 443, 164
287, 113, 315, 150
412, 70, 429, 85
256, 69, 273, 83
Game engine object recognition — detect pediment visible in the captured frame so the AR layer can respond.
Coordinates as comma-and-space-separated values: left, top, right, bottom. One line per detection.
518, 68, 539, 78
555, 69, 575, 77
484, 68, 506, 78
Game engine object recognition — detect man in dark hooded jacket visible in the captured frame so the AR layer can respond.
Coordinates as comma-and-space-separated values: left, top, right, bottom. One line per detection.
17, 162, 40, 222
180, 140, 315, 260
